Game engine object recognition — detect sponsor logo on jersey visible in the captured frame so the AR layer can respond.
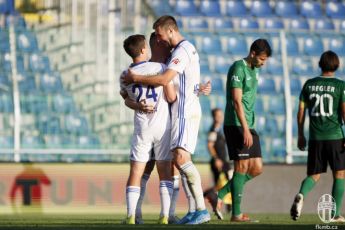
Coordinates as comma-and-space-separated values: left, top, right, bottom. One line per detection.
171, 58, 180, 65
232, 75, 240, 82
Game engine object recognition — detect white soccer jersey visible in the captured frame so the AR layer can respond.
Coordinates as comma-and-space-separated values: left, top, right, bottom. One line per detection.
120, 61, 170, 134
168, 40, 201, 119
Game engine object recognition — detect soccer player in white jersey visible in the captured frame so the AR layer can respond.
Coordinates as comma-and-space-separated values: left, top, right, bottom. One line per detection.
120, 34, 176, 224
129, 32, 181, 224
124, 15, 211, 225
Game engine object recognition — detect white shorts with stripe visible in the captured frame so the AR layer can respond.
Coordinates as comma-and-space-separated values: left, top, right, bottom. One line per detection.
130, 125, 172, 162
170, 116, 201, 154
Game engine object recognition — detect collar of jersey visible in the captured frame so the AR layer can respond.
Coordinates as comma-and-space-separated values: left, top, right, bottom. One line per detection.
130, 61, 147, 68
175, 39, 186, 48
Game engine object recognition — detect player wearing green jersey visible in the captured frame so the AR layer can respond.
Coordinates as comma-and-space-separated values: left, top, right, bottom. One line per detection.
290, 51, 345, 223
220, 39, 271, 222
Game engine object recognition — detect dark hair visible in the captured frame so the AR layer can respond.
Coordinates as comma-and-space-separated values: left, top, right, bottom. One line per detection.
149, 32, 156, 48
211, 108, 221, 119
153, 15, 178, 31
123, 34, 146, 59
319, 50, 339, 72
250, 39, 272, 57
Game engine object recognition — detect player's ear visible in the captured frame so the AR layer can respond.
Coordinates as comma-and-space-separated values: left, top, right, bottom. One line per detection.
250, 50, 256, 58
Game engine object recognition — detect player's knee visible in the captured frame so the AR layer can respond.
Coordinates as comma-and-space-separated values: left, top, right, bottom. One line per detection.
310, 174, 321, 182
334, 170, 345, 179
234, 161, 249, 173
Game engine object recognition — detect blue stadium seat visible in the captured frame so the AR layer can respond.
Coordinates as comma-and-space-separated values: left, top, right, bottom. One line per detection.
289, 18, 309, 30
239, 18, 259, 30
275, 1, 298, 18
147, 0, 172, 16
226, 0, 247, 17
266, 57, 283, 75
303, 35, 323, 56
20, 93, 48, 114
286, 35, 299, 56
214, 56, 231, 74
300, 2, 322, 19
250, 0, 273, 17
64, 114, 89, 135
21, 135, 44, 148
255, 115, 266, 134
5, 15, 26, 28
0, 93, 13, 113
326, 2, 345, 19
264, 18, 284, 30
36, 114, 61, 134
267, 96, 285, 115
52, 94, 76, 114
2, 53, 25, 73
271, 137, 286, 158
200, 62, 212, 75
211, 77, 224, 95
29, 53, 51, 73
255, 96, 265, 115
44, 135, 72, 148
0, 73, 10, 92
265, 117, 279, 135
291, 57, 313, 76
328, 37, 345, 56
17, 73, 36, 93
39, 72, 63, 94
77, 135, 101, 149
199, 36, 222, 54
314, 19, 335, 31
290, 78, 302, 95
186, 18, 208, 31
200, 0, 221, 17
213, 18, 233, 31
258, 78, 276, 95
0, 30, 10, 52
16, 30, 38, 53
199, 96, 211, 112
0, 0, 14, 14
175, 0, 200, 16
226, 34, 247, 55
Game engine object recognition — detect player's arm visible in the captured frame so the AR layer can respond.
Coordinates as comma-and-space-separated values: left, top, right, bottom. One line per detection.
164, 81, 177, 103
297, 100, 306, 151
124, 97, 154, 113
125, 68, 177, 87
232, 88, 253, 148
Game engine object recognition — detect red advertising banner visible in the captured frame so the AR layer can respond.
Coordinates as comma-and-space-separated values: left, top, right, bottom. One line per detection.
0, 163, 213, 214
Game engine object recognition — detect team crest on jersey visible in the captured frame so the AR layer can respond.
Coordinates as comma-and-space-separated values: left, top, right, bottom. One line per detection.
171, 58, 180, 65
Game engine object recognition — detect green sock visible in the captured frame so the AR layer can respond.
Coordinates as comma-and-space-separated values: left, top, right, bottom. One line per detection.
332, 178, 345, 217
217, 181, 231, 200
231, 172, 247, 216
299, 176, 316, 197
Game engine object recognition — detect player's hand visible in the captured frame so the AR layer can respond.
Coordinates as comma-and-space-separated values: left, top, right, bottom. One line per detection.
214, 158, 223, 172
123, 68, 135, 85
138, 99, 155, 113
243, 128, 253, 148
199, 81, 211, 95
297, 135, 306, 151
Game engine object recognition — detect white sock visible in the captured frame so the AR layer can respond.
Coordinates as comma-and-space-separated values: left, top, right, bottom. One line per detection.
169, 175, 180, 217
159, 180, 173, 217
136, 173, 150, 218
181, 173, 196, 212
126, 186, 140, 217
180, 161, 206, 211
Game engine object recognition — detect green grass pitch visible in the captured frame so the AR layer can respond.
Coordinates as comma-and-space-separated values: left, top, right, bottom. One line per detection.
0, 213, 344, 230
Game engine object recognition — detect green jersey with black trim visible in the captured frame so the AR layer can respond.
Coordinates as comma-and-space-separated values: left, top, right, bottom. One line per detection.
300, 76, 345, 140
224, 59, 259, 128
